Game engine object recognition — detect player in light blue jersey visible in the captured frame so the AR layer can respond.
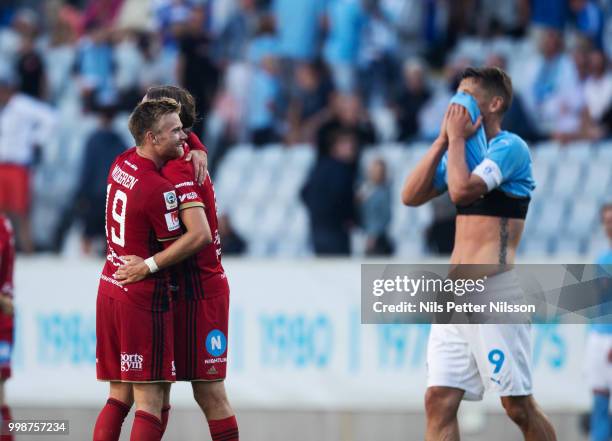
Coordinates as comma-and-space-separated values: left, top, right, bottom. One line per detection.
402, 67, 556, 441
586, 203, 612, 441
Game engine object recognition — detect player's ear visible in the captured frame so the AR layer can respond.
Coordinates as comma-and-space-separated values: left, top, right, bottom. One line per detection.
145, 130, 157, 145
491, 96, 503, 114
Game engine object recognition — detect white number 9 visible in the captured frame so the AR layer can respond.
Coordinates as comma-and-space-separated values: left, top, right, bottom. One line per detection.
107, 185, 127, 247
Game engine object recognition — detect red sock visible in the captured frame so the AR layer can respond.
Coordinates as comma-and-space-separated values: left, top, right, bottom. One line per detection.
130, 410, 162, 441
93, 398, 131, 441
208, 416, 239, 441
160, 405, 170, 434
1, 405, 13, 441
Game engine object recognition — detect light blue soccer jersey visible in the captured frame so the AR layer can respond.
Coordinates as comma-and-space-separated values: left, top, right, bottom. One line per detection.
473, 131, 536, 198
432, 93, 536, 199
591, 250, 612, 334
433, 92, 488, 193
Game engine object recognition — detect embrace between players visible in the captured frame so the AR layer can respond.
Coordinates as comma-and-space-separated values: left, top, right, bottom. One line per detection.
94, 87, 238, 441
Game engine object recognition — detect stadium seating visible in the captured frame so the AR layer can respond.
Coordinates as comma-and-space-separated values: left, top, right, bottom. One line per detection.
31, 119, 611, 258
207, 141, 611, 258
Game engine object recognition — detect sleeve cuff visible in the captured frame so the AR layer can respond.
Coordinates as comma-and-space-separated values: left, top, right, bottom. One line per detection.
473, 158, 502, 191
179, 201, 205, 210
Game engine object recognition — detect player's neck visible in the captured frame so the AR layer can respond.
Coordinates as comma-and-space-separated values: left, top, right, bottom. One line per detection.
484, 121, 501, 141
136, 146, 164, 169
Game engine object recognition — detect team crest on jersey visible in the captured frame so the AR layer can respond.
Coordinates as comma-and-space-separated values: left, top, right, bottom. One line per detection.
164, 191, 178, 210
165, 211, 180, 231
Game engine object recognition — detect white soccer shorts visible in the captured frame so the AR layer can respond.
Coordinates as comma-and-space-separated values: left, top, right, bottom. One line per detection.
426, 271, 532, 400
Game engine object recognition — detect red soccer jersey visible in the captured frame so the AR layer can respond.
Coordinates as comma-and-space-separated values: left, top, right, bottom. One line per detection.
186, 131, 207, 154
161, 144, 227, 300
0, 215, 14, 331
99, 148, 181, 311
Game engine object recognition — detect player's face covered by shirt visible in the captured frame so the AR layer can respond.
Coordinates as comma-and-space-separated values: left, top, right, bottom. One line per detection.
457, 78, 501, 121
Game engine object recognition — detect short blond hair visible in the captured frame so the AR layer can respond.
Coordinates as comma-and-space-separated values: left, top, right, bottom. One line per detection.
128, 98, 181, 145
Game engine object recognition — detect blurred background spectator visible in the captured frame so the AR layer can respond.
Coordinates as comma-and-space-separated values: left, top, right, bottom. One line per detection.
302, 130, 357, 256
53, 101, 126, 255
218, 213, 247, 255
393, 58, 431, 142
0, 0, 609, 258
0, 70, 56, 253
358, 157, 393, 256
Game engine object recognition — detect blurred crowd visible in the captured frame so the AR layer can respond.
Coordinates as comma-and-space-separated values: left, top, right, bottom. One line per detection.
0, 0, 611, 255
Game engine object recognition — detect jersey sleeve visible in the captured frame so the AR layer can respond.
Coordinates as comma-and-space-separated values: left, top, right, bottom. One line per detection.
161, 160, 205, 211
432, 153, 448, 193
144, 180, 183, 242
0, 223, 15, 298
472, 137, 525, 192
186, 131, 208, 154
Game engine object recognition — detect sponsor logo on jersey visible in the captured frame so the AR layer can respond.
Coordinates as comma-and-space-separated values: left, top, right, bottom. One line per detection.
165, 210, 180, 231
111, 165, 139, 190
123, 160, 138, 171
171, 360, 176, 376
205, 329, 227, 357
204, 357, 227, 364
179, 192, 198, 202
175, 181, 194, 188
207, 366, 218, 375
164, 191, 178, 209
120, 352, 143, 372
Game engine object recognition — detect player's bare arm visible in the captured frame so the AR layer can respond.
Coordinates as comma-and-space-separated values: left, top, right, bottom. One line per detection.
185, 148, 207, 185
115, 206, 212, 284
401, 138, 446, 206
401, 110, 450, 206
446, 104, 486, 206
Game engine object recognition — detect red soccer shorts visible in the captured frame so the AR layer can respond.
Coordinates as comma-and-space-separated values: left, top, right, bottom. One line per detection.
96, 294, 175, 382
173, 290, 229, 381
0, 164, 30, 216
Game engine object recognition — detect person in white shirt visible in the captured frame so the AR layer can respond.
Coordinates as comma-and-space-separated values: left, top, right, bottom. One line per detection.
0, 71, 56, 253
584, 49, 612, 123
521, 27, 586, 141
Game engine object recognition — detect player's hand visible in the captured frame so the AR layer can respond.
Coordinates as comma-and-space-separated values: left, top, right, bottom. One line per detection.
185, 149, 208, 185
446, 104, 482, 142
114, 255, 149, 285
0, 295, 13, 316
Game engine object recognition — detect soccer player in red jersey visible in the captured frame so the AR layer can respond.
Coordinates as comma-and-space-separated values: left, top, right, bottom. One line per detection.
118, 86, 239, 441
94, 98, 212, 441
0, 215, 15, 441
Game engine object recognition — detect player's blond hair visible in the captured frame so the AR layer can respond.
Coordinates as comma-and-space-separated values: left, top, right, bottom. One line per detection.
128, 98, 181, 145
